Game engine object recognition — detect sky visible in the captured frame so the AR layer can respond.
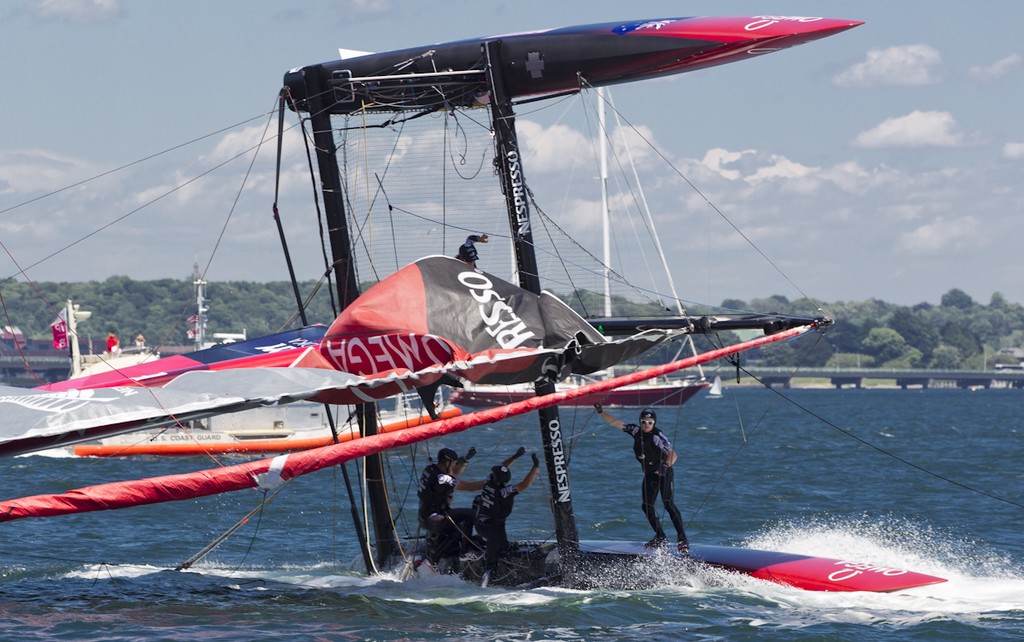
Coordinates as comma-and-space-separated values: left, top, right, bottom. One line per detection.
1, 0, 1022, 312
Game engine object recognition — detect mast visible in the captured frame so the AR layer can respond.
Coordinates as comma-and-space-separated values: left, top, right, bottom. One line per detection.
192, 263, 207, 350
484, 41, 581, 556
598, 88, 612, 318
298, 65, 398, 568
66, 299, 91, 378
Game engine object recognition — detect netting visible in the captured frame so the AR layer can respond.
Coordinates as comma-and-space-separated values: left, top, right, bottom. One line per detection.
328, 98, 680, 319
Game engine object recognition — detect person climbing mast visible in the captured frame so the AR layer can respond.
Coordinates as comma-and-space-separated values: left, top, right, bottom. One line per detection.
455, 233, 488, 267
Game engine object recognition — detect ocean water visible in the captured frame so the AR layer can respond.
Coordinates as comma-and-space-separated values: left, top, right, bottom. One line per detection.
2, 387, 1022, 640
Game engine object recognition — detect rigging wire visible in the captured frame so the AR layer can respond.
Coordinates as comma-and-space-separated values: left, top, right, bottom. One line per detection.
0, 113, 269, 222
688, 330, 1024, 524
177, 483, 289, 571
763, 383, 1024, 511
600, 106, 829, 318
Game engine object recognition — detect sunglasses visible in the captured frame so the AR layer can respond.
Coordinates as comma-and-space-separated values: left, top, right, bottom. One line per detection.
640, 419, 655, 425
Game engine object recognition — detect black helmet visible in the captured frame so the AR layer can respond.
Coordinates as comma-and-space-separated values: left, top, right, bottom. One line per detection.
437, 448, 459, 463
490, 465, 511, 485
639, 408, 657, 422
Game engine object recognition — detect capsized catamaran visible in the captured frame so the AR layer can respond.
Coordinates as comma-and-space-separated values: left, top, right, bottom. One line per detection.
0, 15, 946, 592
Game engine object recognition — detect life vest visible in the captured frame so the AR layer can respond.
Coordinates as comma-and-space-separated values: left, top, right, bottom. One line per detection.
629, 425, 671, 473
417, 463, 455, 521
473, 479, 518, 525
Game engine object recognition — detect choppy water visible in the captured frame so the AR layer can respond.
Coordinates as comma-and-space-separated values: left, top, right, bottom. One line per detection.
2, 388, 1022, 640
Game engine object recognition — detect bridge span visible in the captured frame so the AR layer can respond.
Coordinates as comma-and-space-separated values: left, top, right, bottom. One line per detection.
737, 367, 1024, 390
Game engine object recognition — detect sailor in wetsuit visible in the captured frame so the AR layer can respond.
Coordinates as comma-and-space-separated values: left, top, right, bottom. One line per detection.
595, 405, 690, 554
417, 447, 485, 564
472, 451, 540, 587
456, 233, 488, 267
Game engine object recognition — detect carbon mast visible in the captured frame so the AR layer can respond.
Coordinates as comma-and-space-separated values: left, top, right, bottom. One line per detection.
293, 68, 399, 568
483, 41, 580, 559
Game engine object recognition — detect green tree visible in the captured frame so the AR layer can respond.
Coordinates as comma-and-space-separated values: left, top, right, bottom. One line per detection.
940, 321, 981, 359
888, 307, 940, 362
928, 344, 962, 369
861, 327, 908, 363
940, 288, 974, 310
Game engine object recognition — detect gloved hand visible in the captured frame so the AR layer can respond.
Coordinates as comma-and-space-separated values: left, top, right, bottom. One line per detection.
464, 447, 477, 461
594, 403, 603, 414
531, 453, 540, 468
513, 446, 526, 459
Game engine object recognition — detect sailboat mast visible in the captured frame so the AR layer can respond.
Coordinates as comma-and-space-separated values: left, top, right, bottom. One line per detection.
484, 41, 581, 554
299, 67, 397, 568
598, 88, 612, 318
192, 263, 207, 350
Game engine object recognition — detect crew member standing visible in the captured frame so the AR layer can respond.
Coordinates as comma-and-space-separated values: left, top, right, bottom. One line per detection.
595, 404, 689, 554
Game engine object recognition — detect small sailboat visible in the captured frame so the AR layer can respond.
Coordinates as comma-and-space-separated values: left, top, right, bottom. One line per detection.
708, 375, 723, 399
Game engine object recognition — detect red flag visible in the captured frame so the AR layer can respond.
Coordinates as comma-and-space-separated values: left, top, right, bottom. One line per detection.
50, 310, 68, 349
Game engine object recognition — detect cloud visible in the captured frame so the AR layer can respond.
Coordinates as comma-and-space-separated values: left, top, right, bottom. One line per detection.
21, 0, 122, 23
969, 54, 1022, 82
700, 148, 753, 181
517, 120, 592, 173
0, 149, 109, 197
1005, 142, 1024, 159
853, 110, 965, 148
746, 155, 816, 184
833, 44, 942, 87
895, 215, 983, 254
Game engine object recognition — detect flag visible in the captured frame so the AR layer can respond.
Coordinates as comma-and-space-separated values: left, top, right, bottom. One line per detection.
51, 310, 68, 349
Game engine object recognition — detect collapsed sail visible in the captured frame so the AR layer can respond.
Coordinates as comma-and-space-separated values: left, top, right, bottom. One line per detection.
0, 257, 676, 457
317, 256, 678, 390
0, 321, 817, 521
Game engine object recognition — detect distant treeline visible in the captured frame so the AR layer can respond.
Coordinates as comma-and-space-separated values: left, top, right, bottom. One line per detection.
2, 277, 1020, 370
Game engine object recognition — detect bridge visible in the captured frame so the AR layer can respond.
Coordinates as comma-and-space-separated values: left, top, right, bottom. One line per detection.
737, 367, 1024, 390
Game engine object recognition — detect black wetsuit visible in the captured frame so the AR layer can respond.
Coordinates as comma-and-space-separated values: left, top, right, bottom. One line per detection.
473, 479, 520, 572
417, 463, 475, 561
456, 235, 483, 264
624, 423, 688, 546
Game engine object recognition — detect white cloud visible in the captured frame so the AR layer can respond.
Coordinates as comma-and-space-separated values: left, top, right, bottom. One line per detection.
746, 155, 816, 184
969, 54, 1023, 82
22, 0, 122, 23
1004, 142, 1024, 159
853, 110, 965, 148
700, 148, 753, 181
517, 120, 592, 173
0, 149, 108, 196
896, 216, 983, 254
833, 44, 942, 87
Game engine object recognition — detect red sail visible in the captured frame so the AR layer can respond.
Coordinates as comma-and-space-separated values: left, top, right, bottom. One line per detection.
0, 323, 813, 521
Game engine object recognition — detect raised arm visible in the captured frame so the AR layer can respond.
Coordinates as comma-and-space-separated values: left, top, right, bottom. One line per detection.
502, 446, 526, 468
594, 403, 625, 430
515, 453, 542, 492
452, 446, 477, 476
455, 478, 487, 492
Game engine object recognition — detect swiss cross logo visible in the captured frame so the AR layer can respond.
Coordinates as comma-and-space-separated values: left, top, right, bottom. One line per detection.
526, 51, 544, 79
